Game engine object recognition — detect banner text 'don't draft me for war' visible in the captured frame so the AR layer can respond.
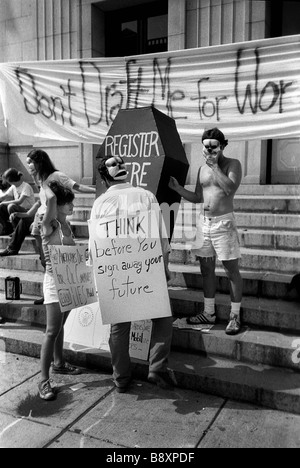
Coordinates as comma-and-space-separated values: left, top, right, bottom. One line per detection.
0, 34, 299, 143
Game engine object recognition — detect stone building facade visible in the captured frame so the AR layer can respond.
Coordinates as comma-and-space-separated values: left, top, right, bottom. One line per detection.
0, 0, 299, 186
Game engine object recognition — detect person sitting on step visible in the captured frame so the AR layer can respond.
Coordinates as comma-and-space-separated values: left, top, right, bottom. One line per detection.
0, 173, 11, 198
0, 168, 36, 243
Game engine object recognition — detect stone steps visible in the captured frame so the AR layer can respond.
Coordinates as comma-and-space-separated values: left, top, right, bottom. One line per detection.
1, 186, 299, 414
172, 325, 299, 372
169, 288, 300, 332
0, 282, 299, 375
233, 195, 300, 213
5, 227, 299, 260
236, 185, 300, 196
174, 209, 300, 231
70, 205, 300, 227
173, 227, 300, 250
239, 229, 300, 251
178, 195, 300, 216
186, 184, 300, 197
0, 249, 295, 300
169, 263, 293, 299
5, 221, 300, 254
170, 245, 300, 275
0, 321, 299, 414
0, 268, 44, 297
0, 236, 88, 254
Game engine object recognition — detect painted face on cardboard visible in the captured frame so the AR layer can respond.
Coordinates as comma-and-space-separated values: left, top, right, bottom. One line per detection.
106, 156, 128, 181
202, 139, 222, 163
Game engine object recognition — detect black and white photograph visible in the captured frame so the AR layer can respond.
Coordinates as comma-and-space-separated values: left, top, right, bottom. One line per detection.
0, 0, 299, 451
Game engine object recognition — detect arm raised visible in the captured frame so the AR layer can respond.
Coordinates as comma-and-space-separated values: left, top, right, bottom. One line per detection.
169, 168, 203, 204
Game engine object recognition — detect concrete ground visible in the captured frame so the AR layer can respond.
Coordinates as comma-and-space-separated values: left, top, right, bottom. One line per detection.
0, 353, 299, 449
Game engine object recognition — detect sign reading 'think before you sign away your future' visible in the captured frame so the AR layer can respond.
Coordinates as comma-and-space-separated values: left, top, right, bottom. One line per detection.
88, 210, 172, 325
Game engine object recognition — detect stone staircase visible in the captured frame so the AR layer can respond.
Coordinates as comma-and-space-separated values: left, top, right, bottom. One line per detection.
0, 187, 300, 414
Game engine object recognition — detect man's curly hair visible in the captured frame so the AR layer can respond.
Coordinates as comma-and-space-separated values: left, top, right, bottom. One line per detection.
202, 128, 228, 148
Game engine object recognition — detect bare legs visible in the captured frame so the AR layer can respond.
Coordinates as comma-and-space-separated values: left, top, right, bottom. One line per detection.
222, 259, 243, 303
40, 303, 69, 382
199, 257, 242, 304
194, 256, 243, 334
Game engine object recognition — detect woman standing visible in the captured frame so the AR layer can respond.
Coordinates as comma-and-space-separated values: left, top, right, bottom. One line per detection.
26, 149, 96, 304
38, 181, 81, 401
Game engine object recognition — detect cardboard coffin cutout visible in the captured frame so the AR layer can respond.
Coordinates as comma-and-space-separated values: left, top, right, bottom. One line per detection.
96, 106, 190, 240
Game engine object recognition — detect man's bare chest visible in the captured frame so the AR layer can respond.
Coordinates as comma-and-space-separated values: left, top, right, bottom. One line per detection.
199, 165, 229, 187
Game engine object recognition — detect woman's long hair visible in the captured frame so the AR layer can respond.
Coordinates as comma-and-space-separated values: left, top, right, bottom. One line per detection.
27, 149, 57, 183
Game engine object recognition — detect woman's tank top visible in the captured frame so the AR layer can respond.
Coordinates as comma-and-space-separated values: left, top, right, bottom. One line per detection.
42, 219, 75, 275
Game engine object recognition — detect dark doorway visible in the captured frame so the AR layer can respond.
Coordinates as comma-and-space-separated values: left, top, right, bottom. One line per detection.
270, 0, 300, 37
266, 0, 300, 184
105, 1, 168, 57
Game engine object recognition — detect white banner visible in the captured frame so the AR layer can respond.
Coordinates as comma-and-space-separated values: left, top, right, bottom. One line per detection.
0, 34, 299, 144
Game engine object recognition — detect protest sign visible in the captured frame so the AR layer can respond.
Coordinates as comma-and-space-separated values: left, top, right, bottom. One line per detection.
64, 302, 153, 361
96, 106, 190, 240
49, 244, 97, 313
89, 210, 172, 325
129, 320, 153, 361
64, 302, 110, 349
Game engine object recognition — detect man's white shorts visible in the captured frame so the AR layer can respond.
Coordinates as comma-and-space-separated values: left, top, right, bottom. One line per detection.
192, 212, 241, 261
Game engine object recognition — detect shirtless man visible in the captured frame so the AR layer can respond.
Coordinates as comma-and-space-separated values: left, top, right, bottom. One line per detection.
169, 127, 243, 335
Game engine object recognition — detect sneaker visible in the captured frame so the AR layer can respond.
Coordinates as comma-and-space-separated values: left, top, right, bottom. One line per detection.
148, 371, 176, 390
115, 386, 128, 394
187, 312, 216, 325
115, 382, 131, 394
38, 379, 56, 401
34, 297, 44, 305
0, 248, 18, 257
225, 314, 241, 335
52, 362, 82, 375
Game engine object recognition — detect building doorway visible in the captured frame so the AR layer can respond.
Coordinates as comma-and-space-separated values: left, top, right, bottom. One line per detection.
268, 0, 300, 184
105, 1, 168, 57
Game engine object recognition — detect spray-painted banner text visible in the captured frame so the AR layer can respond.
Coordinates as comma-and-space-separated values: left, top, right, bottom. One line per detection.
0, 34, 299, 143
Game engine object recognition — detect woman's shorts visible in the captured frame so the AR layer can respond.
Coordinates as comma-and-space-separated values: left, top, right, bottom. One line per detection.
43, 271, 59, 305
31, 212, 44, 237
192, 212, 241, 262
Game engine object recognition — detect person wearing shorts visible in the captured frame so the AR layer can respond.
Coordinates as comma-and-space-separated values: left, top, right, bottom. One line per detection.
38, 181, 81, 401
169, 127, 243, 335
26, 149, 96, 304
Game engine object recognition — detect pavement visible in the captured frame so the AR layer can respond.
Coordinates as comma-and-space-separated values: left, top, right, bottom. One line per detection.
0, 352, 299, 450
